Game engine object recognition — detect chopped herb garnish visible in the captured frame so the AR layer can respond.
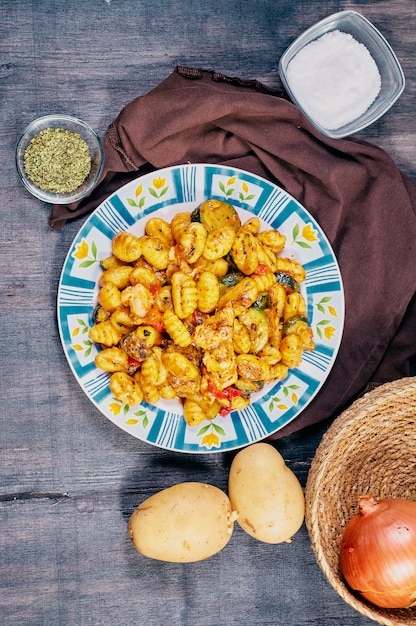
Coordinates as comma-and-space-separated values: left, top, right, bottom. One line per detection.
24, 127, 91, 193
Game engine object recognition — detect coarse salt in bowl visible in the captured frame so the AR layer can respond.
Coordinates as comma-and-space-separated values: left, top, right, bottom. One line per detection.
278, 11, 405, 139
15, 114, 104, 204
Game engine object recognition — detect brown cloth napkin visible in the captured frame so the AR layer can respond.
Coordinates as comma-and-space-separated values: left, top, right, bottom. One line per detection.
51, 66, 416, 438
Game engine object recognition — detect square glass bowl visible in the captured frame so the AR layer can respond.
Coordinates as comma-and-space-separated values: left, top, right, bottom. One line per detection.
278, 11, 405, 139
16, 114, 104, 204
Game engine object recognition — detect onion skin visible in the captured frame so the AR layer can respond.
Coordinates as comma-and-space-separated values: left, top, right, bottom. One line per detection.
340, 495, 416, 609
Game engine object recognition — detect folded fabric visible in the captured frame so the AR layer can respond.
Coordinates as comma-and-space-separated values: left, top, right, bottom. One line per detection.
51, 66, 416, 438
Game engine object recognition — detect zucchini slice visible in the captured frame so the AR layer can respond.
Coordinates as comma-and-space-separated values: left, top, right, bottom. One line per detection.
198, 199, 241, 232
92, 304, 110, 323
275, 270, 299, 293
252, 293, 270, 310
235, 378, 264, 394
282, 315, 309, 335
238, 307, 270, 354
219, 271, 243, 288
190, 206, 201, 223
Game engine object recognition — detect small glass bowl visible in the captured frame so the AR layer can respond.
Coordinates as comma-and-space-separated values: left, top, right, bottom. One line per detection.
278, 10, 405, 139
16, 114, 104, 204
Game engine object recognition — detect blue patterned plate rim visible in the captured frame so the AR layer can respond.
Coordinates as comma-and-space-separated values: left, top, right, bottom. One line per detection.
57, 163, 345, 453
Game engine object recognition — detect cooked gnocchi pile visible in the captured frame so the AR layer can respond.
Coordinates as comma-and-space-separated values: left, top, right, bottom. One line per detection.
89, 199, 315, 426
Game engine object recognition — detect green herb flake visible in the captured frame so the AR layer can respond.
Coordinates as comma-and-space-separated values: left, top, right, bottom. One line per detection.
24, 127, 91, 193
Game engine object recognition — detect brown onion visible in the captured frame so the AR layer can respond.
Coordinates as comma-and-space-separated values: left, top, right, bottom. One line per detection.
340, 495, 416, 609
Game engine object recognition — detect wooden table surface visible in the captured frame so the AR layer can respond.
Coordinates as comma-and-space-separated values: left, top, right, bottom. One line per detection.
1, 1, 415, 625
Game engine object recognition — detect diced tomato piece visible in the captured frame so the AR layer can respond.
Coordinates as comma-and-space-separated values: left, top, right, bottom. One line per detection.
223, 387, 243, 400
208, 379, 243, 402
253, 262, 270, 275
142, 305, 165, 332
149, 283, 161, 297
208, 378, 222, 398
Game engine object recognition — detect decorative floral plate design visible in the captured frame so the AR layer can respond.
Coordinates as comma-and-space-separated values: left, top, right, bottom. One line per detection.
58, 164, 344, 453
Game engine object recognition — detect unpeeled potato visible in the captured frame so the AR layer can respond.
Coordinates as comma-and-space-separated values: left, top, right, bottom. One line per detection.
128, 482, 236, 562
228, 442, 305, 543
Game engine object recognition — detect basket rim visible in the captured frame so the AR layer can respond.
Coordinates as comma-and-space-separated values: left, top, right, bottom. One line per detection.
305, 377, 416, 626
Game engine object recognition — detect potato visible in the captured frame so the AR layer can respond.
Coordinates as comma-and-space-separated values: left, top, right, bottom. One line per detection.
128, 482, 236, 562
228, 442, 305, 544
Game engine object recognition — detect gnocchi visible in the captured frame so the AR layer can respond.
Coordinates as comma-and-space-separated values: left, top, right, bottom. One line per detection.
89, 199, 315, 425
197, 271, 220, 313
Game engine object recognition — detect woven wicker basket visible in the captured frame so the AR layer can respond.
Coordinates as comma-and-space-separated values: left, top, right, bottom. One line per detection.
305, 377, 416, 626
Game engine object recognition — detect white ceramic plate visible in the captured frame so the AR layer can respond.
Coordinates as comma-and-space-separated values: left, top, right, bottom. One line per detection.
57, 163, 344, 453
